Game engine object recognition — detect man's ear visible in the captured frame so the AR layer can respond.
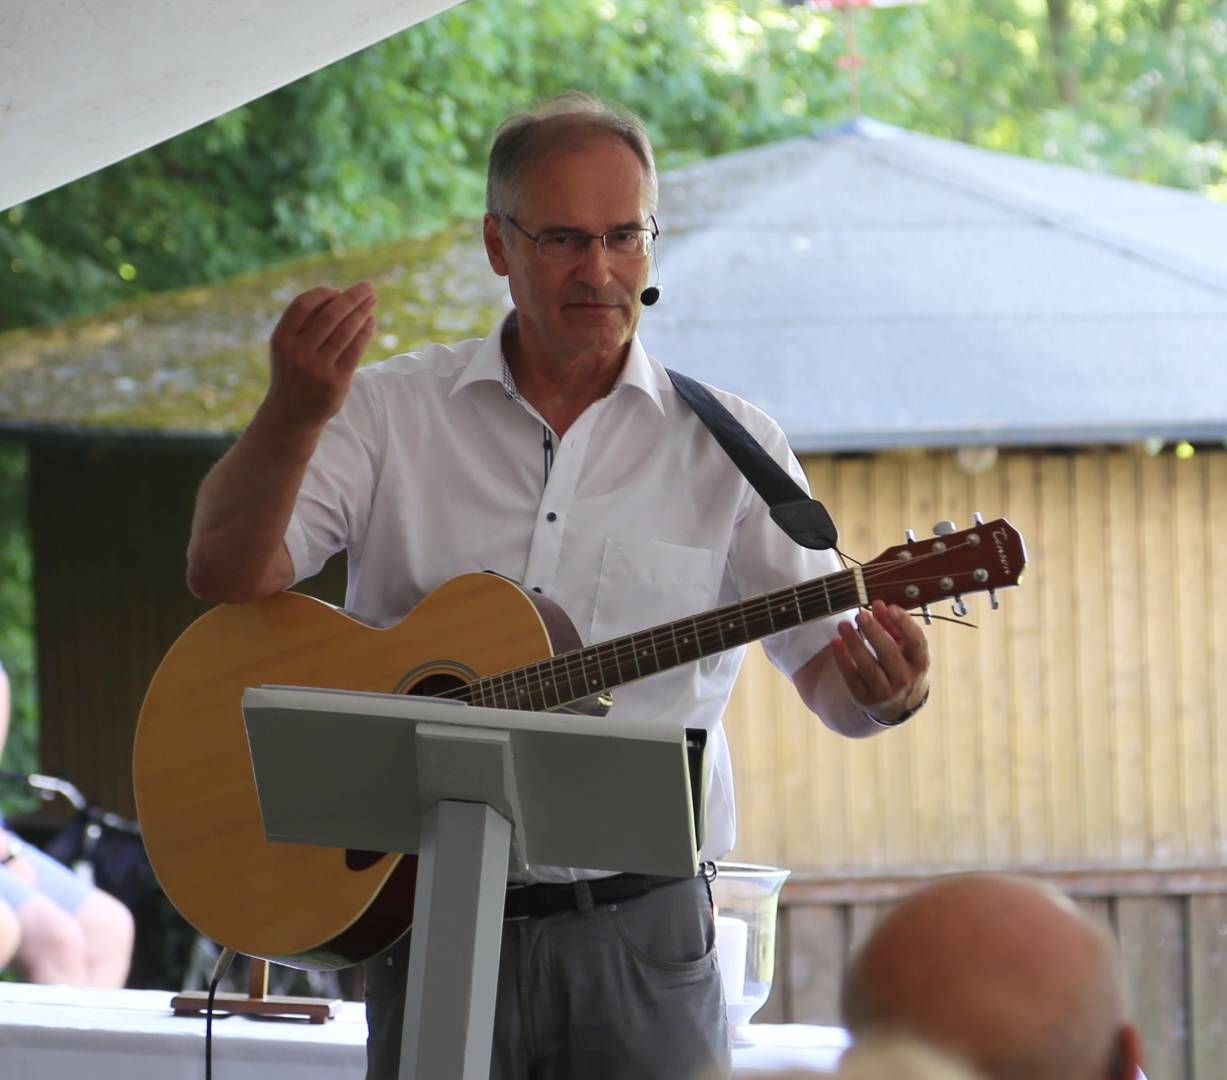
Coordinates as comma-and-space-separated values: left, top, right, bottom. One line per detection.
483, 213, 510, 277
1108, 1024, 1143, 1080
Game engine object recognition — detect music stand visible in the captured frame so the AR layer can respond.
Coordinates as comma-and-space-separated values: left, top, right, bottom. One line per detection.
242, 685, 705, 1080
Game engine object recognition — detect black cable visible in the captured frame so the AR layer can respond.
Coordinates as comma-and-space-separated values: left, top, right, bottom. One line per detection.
205, 947, 236, 1080
205, 975, 221, 1080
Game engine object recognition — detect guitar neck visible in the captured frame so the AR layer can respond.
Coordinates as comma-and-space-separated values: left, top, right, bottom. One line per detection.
464, 566, 867, 712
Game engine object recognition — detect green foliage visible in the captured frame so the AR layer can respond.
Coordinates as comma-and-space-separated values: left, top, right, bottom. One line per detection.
1, 0, 1225, 333
0, 441, 38, 811
0, 0, 888, 330
857, 0, 1227, 189
0, 225, 507, 432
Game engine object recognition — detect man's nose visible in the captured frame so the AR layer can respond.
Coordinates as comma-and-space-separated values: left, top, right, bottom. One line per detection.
575, 236, 613, 286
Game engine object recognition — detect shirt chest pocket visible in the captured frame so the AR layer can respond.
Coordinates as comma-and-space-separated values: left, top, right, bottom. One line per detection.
589, 537, 721, 645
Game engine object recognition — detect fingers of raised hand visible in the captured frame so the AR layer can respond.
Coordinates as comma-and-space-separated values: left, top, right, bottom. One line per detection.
335, 312, 378, 374
302, 282, 378, 356
272, 282, 377, 362
320, 295, 379, 368
265, 283, 378, 426
275, 286, 342, 338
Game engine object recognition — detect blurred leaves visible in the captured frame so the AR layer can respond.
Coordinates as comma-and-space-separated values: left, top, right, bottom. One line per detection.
0, 0, 1225, 333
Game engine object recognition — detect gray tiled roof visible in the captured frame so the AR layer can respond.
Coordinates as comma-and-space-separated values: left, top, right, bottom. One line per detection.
3, 119, 1224, 449
640, 119, 1227, 451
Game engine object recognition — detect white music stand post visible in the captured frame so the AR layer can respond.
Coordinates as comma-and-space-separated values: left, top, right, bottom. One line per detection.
242, 686, 706, 1080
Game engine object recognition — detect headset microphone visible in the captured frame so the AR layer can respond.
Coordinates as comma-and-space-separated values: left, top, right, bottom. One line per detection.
640, 242, 663, 306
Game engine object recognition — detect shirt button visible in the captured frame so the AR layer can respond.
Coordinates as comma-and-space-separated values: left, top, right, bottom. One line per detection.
546, 512, 557, 522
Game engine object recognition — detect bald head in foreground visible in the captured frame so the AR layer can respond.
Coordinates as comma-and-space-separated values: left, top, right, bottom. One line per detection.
841, 874, 1144, 1080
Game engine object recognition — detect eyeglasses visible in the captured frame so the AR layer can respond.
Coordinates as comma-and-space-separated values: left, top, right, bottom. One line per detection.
504, 216, 658, 261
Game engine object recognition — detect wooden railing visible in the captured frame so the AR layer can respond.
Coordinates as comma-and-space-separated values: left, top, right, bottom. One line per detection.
756, 866, 1227, 1080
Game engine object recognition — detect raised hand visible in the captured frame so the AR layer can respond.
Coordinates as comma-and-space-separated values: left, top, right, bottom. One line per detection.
185, 281, 378, 602
265, 281, 378, 430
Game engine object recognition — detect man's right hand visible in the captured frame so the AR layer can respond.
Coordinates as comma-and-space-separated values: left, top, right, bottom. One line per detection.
265, 281, 378, 429
185, 280, 378, 603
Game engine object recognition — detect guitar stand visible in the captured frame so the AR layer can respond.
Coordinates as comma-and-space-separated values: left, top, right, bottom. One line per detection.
171, 956, 341, 1024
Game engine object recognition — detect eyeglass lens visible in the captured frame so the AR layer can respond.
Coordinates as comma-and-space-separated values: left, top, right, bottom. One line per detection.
536, 229, 654, 260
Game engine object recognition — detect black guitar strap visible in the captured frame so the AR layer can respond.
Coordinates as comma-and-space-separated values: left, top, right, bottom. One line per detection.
666, 368, 838, 551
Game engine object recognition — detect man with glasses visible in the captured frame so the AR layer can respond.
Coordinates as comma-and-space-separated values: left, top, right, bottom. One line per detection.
187, 92, 931, 1079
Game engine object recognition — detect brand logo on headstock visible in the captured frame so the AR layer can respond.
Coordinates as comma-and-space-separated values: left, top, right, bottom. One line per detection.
992, 528, 1012, 576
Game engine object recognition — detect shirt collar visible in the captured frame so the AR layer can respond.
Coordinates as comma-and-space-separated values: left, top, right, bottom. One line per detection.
617, 333, 666, 415
449, 310, 515, 398
450, 310, 666, 416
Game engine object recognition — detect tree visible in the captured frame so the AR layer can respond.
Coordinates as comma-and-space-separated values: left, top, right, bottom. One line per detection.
0, 0, 1224, 329
0, 1, 844, 332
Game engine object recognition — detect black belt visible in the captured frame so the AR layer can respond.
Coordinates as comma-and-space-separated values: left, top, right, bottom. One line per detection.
503, 873, 683, 920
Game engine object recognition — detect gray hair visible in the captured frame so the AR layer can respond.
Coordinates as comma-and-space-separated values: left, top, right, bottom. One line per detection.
486, 92, 658, 221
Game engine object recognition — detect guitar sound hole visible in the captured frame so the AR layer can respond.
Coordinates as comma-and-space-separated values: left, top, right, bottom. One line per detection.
405, 673, 467, 698
342, 675, 468, 870
345, 850, 386, 871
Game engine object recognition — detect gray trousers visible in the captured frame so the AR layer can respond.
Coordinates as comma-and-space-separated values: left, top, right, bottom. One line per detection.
363, 875, 730, 1080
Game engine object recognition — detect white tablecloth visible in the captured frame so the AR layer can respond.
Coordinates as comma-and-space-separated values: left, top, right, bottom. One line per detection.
0, 982, 849, 1078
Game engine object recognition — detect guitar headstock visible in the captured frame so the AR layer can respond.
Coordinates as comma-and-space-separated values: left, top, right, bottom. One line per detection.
862, 516, 1026, 618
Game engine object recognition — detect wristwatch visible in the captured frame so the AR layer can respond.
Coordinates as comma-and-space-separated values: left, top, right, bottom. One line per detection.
866, 687, 931, 728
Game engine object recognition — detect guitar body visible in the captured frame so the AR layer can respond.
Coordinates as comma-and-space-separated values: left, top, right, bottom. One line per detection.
133, 572, 570, 970
133, 518, 1026, 970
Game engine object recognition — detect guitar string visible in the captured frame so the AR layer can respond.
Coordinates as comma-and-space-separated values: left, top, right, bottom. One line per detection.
489, 563, 987, 708
512, 538, 991, 702
442, 538, 995, 708
438, 536, 999, 708
546, 539, 976, 686
491, 587, 864, 708
502, 570, 959, 709
451, 576, 861, 709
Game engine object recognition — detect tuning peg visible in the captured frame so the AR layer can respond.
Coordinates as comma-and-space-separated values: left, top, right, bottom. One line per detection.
952, 596, 969, 617
933, 520, 958, 536
989, 589, 1000, 611
972, 511, 984, 525
906, 528, 917, 543
921, 604, 933, 625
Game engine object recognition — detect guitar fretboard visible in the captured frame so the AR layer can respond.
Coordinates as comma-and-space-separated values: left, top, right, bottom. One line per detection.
459, 567, 866, 712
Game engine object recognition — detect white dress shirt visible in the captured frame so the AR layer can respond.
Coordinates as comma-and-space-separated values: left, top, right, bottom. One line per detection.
285, 314, 857, 882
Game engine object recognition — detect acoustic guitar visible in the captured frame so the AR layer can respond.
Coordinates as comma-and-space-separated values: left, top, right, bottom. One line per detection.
133, 518, 1025, 970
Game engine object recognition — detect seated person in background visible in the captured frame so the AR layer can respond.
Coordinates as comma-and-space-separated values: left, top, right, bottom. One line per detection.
0, 888, 18, 971
841, 873, 1144, 1080
0, 660, 134, 986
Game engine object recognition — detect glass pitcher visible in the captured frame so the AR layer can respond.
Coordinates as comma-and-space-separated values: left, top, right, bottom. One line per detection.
710, 862, 790, 1030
